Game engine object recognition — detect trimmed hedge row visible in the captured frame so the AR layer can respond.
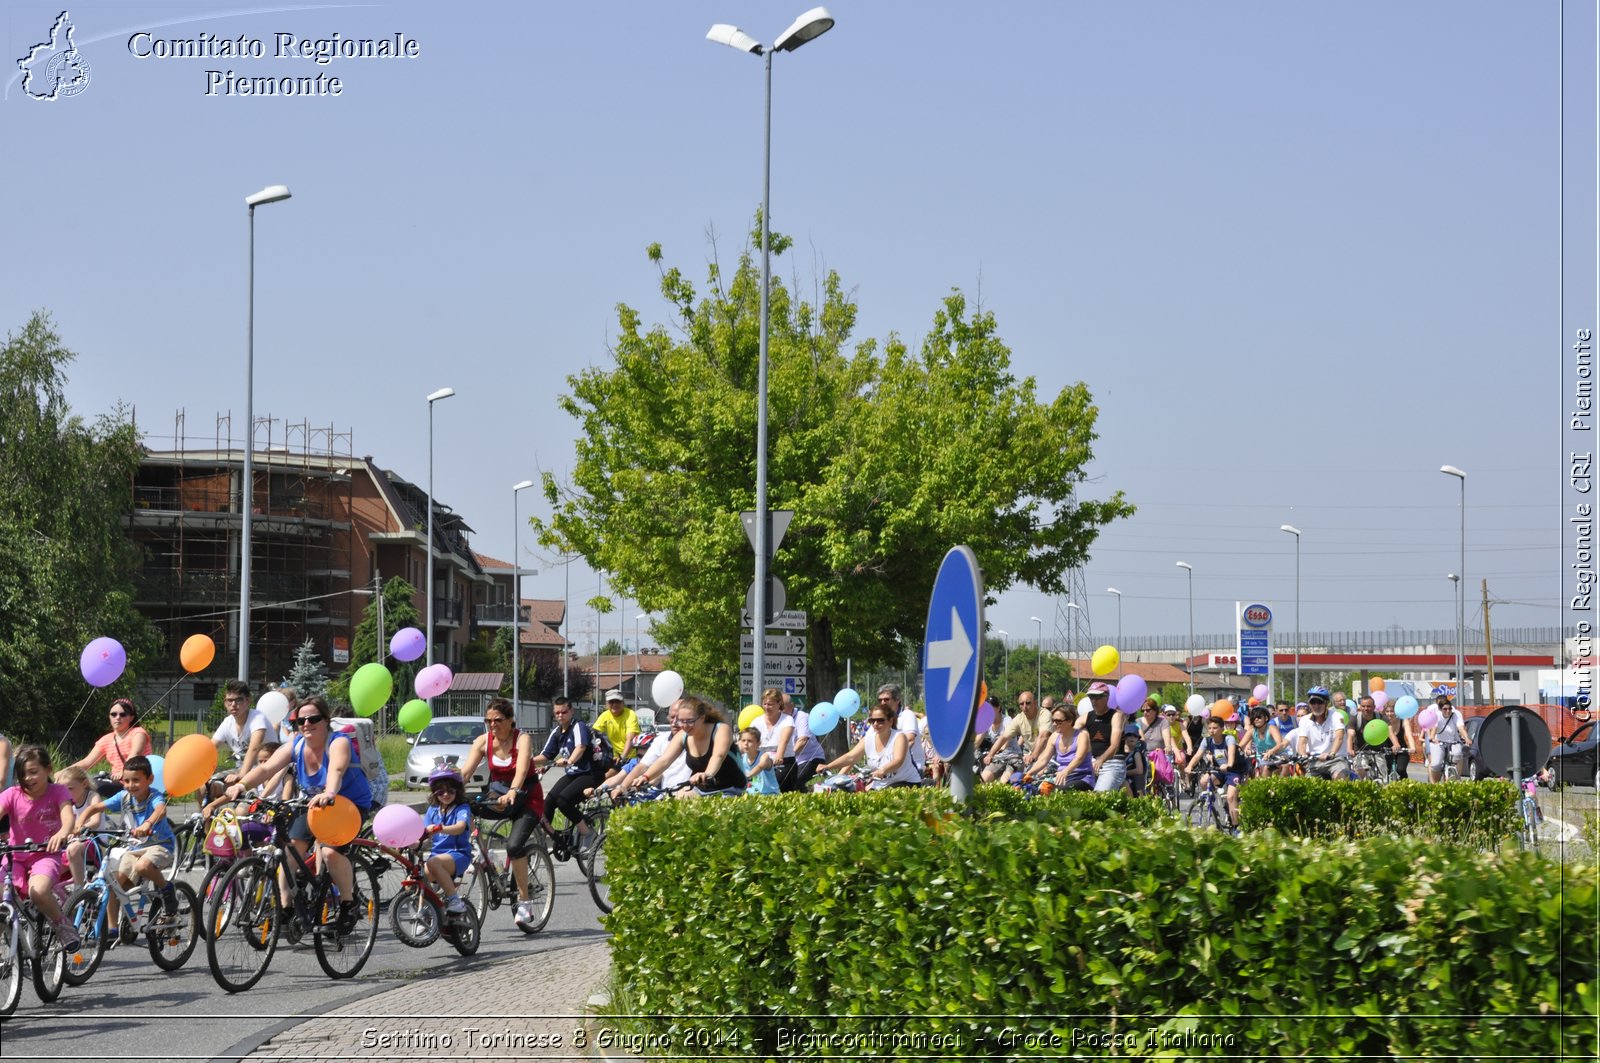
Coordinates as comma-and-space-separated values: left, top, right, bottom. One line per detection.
1237, 777, 1519, 845
604, 787, 1596, 1061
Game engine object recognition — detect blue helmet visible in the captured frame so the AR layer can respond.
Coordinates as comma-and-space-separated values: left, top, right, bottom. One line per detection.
1306, 686, 1331, 702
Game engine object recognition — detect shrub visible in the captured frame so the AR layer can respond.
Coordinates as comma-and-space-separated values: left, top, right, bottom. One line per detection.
1237, 776, 1518, 847
603, 789, 1596, 1060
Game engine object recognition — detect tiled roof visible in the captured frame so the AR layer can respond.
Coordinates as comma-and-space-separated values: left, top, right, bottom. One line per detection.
524, 599, 565, 627
474, 552, 512, 570
449, 672, 505, 693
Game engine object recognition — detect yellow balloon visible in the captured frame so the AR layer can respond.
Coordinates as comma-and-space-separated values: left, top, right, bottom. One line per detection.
738, 703, 763, 730
162, 733, 218, 797
1091, 645, 1120, 676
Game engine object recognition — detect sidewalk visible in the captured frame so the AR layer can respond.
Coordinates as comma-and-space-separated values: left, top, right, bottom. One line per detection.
239, 940, 616, 1062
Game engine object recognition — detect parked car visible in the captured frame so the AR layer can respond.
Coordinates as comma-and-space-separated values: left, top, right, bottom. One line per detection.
1546, 721, 1598, 790
405, 715, 491, 788
1464, 715, 1487, 780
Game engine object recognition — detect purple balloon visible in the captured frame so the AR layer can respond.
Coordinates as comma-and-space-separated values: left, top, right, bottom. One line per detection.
389, 627, 426, 663
1115, 674, 1148, 715
80, 637, 127, 688
1372, 690, 1390, 710
1252, 683, 1270, 701
974, 702, 996, 734
414, 663, 453, 700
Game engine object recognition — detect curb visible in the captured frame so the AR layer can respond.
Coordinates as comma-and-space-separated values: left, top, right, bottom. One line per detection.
584, 990, 645, 1063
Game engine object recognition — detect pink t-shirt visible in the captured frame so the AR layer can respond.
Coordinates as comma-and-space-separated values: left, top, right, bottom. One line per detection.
86, 727, 152, 774
0, 783, 74, 846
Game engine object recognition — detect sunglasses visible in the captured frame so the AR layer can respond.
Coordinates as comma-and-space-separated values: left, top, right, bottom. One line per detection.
483, 717, 508, 726
1051, 716, 1069, 724
296, 715, 325, 727
431, 785, 456, 794
868, 717, 891, 724
109, 711, 131, 718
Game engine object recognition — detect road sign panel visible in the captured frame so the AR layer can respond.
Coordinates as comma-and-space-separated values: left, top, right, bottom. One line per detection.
741, 510, 794, 556
740, 635, 807, 655
739, 654, 806, 675
740, 609, 807, 630
922, 545, 984, 762
739, 676, 807, 696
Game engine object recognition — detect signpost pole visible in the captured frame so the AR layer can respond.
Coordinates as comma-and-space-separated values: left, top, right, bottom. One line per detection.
925, 546, 984, 806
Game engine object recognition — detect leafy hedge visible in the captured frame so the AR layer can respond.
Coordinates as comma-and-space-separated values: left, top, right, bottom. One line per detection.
1237, 777, 1519, 846
603, 788, 1596, 1061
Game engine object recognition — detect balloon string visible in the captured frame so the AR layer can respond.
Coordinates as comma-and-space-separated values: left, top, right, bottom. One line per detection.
58, 689, 98, 750
141, 672, 195, 722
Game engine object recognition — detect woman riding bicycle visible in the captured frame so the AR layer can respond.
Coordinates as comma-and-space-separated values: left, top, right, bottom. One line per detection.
70, 698, 151, 798
634, 696, 748, 796
815, 703, 920, 789
1024, 705, 1092, 790
457, 696, 547, 930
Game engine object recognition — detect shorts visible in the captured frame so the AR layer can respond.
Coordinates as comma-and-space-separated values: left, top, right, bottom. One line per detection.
12, 852, 64, 890
288, 805, 371, 853
1201, 771, 1241, 789
1304, 757, 1349, 780
431, 849, 470, 878
1093, 757, 1128, 793
116, 845, 173, 877
1426, 742, 1463, 770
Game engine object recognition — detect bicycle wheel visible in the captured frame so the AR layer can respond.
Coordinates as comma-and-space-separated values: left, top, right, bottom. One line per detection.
574, 809, 608, 876
61, 887, 107, 986
196, 859, 234, 942
0, 915, 19, 1019
587, 833, 610, 915
31, 917, 65, 1003
1521, 802, 1540, 848
387, 884, 439, 949
519, 839, 555, 934
206, 856, 280, 993
149, 880, 200, 970
446, 900, 480, 957
1183, 791, 1210, 828
314, 856, 378, 980
456, 852, 490, 923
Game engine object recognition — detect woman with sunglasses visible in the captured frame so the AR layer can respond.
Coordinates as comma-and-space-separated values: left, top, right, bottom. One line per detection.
815, 705, 922, 789
71, 698, 152, 798
458, 697, 547, 930
1024, 706, 1094, 790
224, 696, 372, 930
635, 696, 747, 796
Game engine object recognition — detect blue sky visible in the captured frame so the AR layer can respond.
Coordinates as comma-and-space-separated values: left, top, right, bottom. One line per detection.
3, 1, 1594, 660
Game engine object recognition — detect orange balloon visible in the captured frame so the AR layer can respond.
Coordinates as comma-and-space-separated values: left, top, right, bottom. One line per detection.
979, 680, 988, 706
1370, 677, 1386, 692
307, 796, 361, 847
162, 733, 218, 797
180, 633, 216, 674
1210, 700, 1236, 721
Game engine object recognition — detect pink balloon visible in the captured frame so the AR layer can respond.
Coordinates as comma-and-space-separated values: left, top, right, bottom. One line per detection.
1372, 690, 1390, 710
1416, 706, 1441, 730
414, 663, 453, 700
372, 803, 424, 848
974, 702, 996, 734
1252, 684, 1269, 701
80, 637, 127, 688
1115, 674, 1148, 715
389, 627, 426, 663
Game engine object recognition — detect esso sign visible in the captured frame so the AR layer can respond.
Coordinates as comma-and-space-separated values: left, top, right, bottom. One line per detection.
1210, 654, 1239, 666
1242, 604, 1273, 627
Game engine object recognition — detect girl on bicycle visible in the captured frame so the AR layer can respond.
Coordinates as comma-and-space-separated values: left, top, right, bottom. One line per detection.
734, 728, 780, 795
458, 697, 545, 931
1188, 717, 1243, 824
1243, 707, 1276, 778
1024, 704, 1090, 790
0, 746, 78, 949
422, 767, 472, 916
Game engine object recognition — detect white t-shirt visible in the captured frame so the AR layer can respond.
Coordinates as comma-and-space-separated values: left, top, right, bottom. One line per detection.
753, 713, 794, 757
1432, 707, 1466, 744
789, 711, 825, 764
864, 728, 922, 787
212, 709, 271, 767
639, 732, 692, 789
1298, 712, 1345, 758
896, 706, 928, 771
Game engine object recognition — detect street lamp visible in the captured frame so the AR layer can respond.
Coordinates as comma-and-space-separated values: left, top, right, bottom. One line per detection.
510, 479, 536, 713
239, 183, 291, 682
1029, 615, 1044, 699
1064, 601, 1082, 689
1441, 465, 1466, 704
1447, 573, 1461, 703
1280, 525, 1301, 700
707, 6, 835, 694
995, 629, 1009, 697
425, 387, 455, 672
1176, 562, 1194, 698
634, 613, 648, 709
1105, 588, 1122, 679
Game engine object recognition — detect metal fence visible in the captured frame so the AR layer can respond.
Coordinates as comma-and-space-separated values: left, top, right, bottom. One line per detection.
1060, 626, 1567, 655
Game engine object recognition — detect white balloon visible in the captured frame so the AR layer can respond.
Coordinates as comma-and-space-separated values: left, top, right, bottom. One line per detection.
1185, 693, 1207, 714
1077, 697, 1092, 717
651, 670, 684, 709
257, 689, 290, 728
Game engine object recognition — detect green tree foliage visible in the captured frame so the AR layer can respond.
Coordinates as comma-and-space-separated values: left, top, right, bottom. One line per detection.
0, 312, 159, 741
536, 229, 1133, 700
329, 577, 420, 711
598, 638, 625, 657
285, 638, 328, 700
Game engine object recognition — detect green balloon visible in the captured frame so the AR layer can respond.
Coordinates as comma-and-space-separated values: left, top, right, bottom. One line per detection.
1363, 718, 1390, 746
397, 698, 432, 734
349, 662, 393, 717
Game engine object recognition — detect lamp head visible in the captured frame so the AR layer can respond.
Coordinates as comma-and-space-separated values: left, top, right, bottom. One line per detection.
1175, 561, 1192, 571
706, 23, 763, 54
773, 6, 835, 52
513, 479, 535, 492
1440, 464, 1465, 479
1107, 587, 1121, 596
245, 184, 291, 207
426, 387, 456, 403
1280, 524, 1300, 536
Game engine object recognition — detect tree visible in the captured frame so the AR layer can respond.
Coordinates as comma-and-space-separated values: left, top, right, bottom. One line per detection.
285, 639, 328, 700
330, 577, 420, 713
598, 638, 625, 657
524, 647, 593, 704
535, 226, 1133, 704
0, 312, 160, 741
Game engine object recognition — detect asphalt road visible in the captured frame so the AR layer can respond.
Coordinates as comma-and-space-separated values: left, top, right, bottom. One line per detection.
0, 840, 607, 1063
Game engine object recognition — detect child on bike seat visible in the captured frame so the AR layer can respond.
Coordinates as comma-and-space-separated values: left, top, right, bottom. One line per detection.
74, 755, 179, 938
55, 766, 105, 887
423, 767, 473, 915
734, 727, 779, 795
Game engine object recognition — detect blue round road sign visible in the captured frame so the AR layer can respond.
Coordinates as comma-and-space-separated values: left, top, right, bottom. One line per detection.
923, 545, 984, 761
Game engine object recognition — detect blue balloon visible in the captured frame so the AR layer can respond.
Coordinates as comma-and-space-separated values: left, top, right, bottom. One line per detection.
810, 703, 840, 736
147, 754, 165, 794
833, 688, 861, 718
1395, 695, 1419, 719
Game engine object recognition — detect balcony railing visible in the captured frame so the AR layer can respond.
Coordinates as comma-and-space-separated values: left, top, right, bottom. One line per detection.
473, 602, 525, 625
432, 596, 463, 626
133, 568, 326, 607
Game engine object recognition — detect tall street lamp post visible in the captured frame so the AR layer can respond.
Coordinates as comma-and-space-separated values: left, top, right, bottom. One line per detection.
239, 183, 292, 682
707, 7, 834, 692
634, 613, 647, 709
1280, 525, 1301, 700
511, 479, 535, 713
1176, 562, 1194, 699
1106, 588, 1122, 679
1064, 601, 1082, 690
1447, 573, 1462, 703
1441, 466, 1466, 703
996, 629, 1009, 697
425, 387, 455, 671
1029, 615, 1044, 699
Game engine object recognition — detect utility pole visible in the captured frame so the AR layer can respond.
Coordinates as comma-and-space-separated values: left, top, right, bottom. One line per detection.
1482, 579, 1496, 705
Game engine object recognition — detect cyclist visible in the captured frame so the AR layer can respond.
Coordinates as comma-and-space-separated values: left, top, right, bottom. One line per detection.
637, 696, 748, 795
1425, 694, 1467, 783
817, 702, 921, 789
981, 691, 1042, 782
70, 697, 151, 798
1260, 704, 1302, 774
593, 690, 639, 769
422, 767, 472, 916
1188, 717, 1243, 824
223, 696, 373, 932
55, 766, 104, 887
611, 700, 691, 794
752, 689, 796, 791
73, 754, 179, 937
0, 745, 77, 949
1296, 688, 1350, 780
532, 696, 604, 830
1346, 695, 1385, 779
208, 680, 272, 804
1379, 702, 1411, 780
1242, 706, 1276, 777
1024, 703, 1084, 787
782, 694, 828, 792
1070, 683, 1127, 791
458, 696, 547, 931
879, 684, 929, 779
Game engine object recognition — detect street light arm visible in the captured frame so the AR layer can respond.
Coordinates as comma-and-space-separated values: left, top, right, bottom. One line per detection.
706, 23, 763, 53
427, 387, 456, 403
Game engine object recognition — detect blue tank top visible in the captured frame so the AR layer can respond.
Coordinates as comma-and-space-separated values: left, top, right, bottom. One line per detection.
293, 733, 372, 810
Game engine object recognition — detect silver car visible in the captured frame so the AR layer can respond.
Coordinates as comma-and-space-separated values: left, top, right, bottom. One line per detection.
405, 715, 491, 788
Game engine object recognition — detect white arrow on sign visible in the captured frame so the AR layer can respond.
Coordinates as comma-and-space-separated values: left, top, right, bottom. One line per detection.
926, 605, 973, 700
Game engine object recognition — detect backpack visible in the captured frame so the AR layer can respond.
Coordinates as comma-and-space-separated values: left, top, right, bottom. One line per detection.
587, 723, 616, 774
1148, 747, 1175, 786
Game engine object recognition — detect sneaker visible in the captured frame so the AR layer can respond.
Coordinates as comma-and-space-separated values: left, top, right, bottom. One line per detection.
445, 894, 467, 915
336, 900, 360, 935
512, 900, 532, 929
55, 922, 80, 952
162, 885, 179, 915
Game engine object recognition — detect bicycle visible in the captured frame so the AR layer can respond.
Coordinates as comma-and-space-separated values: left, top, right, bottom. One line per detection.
1351, 750, 1389, 785
351, 838, 479, 956
59, 831, 200, 986
580, 784, 698, 915
1518, 777, 1542, 849
463, 801, 555, 935
194, 803, 275, 942
202, 797, 379, 992
0, 843, 68, 1019
1257, 752, 1306, 778
1183, 764, 1237, 832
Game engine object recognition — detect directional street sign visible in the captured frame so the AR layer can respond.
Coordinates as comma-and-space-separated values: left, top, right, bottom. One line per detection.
740, 609, 808, 630
739, 676, 808, 696
740, 635, 807, 655
739, 654, 806, 675
922, 545, 984, 762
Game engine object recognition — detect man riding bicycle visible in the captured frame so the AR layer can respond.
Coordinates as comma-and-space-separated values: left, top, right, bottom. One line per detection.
1295, 688, 1350, 780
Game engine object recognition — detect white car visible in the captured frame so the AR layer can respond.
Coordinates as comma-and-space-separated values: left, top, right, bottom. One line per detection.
405, 715, 491, 789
